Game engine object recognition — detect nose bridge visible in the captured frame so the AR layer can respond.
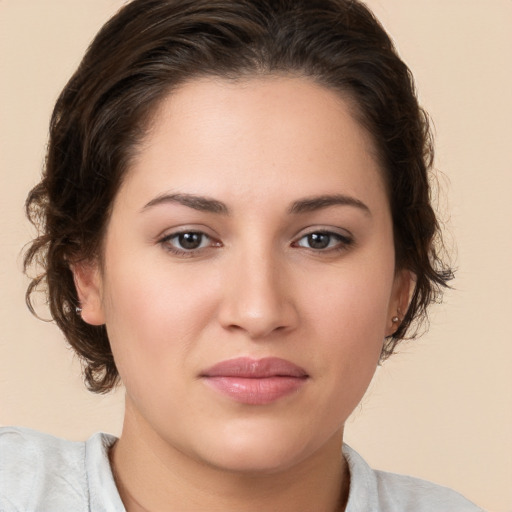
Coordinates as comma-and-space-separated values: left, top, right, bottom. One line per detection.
219, 238, 296, 338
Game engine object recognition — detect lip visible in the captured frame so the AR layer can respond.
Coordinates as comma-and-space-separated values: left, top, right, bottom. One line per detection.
200, 357, 309, 405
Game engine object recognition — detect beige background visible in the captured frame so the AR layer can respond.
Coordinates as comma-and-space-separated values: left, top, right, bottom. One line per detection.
1, 1, 511, 510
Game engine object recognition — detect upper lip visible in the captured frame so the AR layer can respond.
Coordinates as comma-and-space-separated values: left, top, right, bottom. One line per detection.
201, 357, 309, 378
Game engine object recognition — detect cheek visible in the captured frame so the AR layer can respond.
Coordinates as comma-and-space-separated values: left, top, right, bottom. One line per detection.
305, 254, 395, 343
100, 256, 221, 387
313, 280, 387, 384
302, 252, 395, 404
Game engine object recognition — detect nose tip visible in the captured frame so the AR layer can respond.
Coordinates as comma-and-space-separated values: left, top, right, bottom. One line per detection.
218, 263, 298, 339
223, 308, 289, 339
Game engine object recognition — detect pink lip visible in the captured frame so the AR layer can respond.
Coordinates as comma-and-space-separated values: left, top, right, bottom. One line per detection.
200, 357, 309, 405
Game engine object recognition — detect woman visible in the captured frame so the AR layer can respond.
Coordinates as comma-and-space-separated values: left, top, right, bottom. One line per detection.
0, 0, 484, 510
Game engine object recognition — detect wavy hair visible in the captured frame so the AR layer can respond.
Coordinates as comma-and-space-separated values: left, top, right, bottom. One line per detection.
24, 0, 453, 393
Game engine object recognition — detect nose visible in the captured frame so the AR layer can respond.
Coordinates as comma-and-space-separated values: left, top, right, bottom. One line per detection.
217, 249, 299, 339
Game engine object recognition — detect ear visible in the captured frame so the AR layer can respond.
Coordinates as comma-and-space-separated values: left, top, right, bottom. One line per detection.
72, 260, 106, 326
385, 269, 413, 337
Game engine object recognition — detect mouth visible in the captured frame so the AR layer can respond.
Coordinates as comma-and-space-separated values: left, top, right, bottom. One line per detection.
200, 357, 309, 405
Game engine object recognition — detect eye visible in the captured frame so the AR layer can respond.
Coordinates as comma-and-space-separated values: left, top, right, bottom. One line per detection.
160, 230, 218, 255
294, 231, 353, 251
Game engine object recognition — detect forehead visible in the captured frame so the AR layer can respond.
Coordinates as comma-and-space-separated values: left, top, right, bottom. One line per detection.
119, 75, 387, 213
143, 75, 376, 159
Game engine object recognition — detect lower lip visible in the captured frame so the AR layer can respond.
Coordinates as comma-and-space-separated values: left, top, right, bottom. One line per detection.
203, 376, 307, 405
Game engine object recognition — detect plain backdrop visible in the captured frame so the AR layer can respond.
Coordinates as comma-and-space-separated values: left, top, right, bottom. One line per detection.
1, 1, 511, 510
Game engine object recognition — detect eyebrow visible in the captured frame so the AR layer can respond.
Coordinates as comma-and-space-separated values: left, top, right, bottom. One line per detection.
288, 194, 371, 216
141, 192, 370, 216
142, 193, 230, 215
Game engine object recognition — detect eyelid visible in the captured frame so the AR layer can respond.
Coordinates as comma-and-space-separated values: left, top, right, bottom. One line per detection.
292, 227, 355, 251
294, 225, 354, 241
157, 227, 222, 257
155, 223, 218, 242
162, 231, 210, 247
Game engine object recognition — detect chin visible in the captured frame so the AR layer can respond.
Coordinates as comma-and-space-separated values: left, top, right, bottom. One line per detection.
193, 421, 331, 475
206, 443, 305, 475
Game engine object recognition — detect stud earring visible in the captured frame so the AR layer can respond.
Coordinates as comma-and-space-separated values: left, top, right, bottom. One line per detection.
76, 306, 82, 315
392, 316, 400, 323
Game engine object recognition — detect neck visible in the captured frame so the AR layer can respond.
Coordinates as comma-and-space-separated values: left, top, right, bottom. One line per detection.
110, 402, 349, 512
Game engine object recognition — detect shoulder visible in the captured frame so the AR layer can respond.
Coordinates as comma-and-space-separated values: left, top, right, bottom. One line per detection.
373, 469, 486, 512
0, 426, 88, 511
0, 426, 120, 512
343, 444, 486, 512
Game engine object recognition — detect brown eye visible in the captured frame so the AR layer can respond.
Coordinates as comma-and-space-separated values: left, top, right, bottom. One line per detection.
177, 232, 205, 250
295, 231, 353, 251
306, 233, 331, 249
161, 231, 211, 252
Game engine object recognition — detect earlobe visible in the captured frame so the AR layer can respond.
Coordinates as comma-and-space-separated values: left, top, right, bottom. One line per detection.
71, 260, 106, 326
386, 269, 414, 337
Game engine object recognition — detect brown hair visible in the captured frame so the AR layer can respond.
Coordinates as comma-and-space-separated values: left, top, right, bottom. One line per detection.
24, 0, 453, 393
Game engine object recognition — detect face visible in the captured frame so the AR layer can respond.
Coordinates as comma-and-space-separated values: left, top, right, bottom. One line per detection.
76, 76, 408, 474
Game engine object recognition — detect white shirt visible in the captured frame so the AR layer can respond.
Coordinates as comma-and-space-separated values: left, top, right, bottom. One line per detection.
0, 426, 485, 511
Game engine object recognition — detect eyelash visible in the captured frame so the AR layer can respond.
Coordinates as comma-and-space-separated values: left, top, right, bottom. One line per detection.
158, 229, 354, 257
293, 231, 354, 252
159, 231, 220, 257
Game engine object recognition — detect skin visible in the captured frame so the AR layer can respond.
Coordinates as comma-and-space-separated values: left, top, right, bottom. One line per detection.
75, 76, 410, 512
